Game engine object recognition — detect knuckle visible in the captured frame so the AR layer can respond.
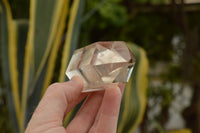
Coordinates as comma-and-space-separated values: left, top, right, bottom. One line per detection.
47, 82, 60, 91
44, 82, 62, 96
49, 82, 60, 88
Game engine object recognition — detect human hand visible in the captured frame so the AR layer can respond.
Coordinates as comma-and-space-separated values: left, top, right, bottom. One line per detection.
25, 76, 125, 133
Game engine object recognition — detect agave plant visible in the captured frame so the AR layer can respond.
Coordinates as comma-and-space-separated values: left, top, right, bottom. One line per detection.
0, 0, 84, 132
0, 0, 149, 133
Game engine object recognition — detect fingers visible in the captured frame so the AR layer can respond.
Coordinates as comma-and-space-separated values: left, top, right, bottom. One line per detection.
66, 84, 125, 133
36, 76, 85, 117
66, 91, 104, 133
25, 76, 87, 133
89, 86, 124, 133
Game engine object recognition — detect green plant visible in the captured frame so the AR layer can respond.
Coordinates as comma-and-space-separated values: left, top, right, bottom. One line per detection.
0, 0, 84, 132
118, 43, 149, 132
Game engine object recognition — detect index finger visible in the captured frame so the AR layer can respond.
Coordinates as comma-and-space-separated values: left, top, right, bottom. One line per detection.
89, 85, 124, 133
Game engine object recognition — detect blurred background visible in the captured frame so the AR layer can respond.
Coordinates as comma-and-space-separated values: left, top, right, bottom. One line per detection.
0, 0, 200, 133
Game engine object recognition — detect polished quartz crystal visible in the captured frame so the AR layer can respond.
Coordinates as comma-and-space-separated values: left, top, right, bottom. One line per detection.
66, 41, 136, 92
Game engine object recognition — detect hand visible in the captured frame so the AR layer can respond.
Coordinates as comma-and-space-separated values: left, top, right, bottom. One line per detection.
25, 76, 125, 133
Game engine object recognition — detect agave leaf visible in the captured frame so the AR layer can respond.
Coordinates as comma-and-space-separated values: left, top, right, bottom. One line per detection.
0, 4, 2, 14
0, 2, 10, 85
0, 0, 22, 132
15, 19, 29, 100
41, 0, 70, 96
32, 0, 65, 75
12, 20, 29, 133
22, 0, 67, 100
59, 0, 85, 82
118, 43, 149, 133
56, 0, 85, 126
22, 0, 69, 130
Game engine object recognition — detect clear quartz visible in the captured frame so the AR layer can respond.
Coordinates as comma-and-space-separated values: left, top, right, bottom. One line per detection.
66, 41, 136, 92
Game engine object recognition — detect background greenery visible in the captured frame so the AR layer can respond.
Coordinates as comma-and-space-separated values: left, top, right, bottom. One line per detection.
0, 0, 200, 133
79, 0, 200, 132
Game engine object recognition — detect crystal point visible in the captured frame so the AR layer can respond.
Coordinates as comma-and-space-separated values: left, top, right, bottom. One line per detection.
66, 41, 136, 92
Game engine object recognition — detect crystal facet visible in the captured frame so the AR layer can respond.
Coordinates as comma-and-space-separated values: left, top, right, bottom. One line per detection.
66, 41, 136, 92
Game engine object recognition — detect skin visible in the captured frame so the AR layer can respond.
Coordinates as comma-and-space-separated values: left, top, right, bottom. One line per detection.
25, 76, 125, 133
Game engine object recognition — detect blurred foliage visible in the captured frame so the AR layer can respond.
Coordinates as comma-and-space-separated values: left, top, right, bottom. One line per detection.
8, 0, 29, 18
79, 0, 200, 83
167, 129, 192, 133
79, 0, 200, 132
85, 0, 127, 27
80, 0, 180, 64
0, 91, 13, 133
147, 83, 174, 108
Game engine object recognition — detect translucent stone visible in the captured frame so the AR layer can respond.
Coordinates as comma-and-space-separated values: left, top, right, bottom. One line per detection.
66, 41, 136, 92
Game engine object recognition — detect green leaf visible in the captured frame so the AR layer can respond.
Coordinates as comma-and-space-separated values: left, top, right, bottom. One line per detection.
118, 43, 149, 132
59, 0, 85, 82
0, 4, 2, 14
0, 0, 21, 132
59, 0, 85, 125
41, 0, 70, 96
15, 19, 29, 101
21, 0, 69, 131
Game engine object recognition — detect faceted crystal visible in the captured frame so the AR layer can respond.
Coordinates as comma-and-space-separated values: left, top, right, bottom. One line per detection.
66, 41, 136, 92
